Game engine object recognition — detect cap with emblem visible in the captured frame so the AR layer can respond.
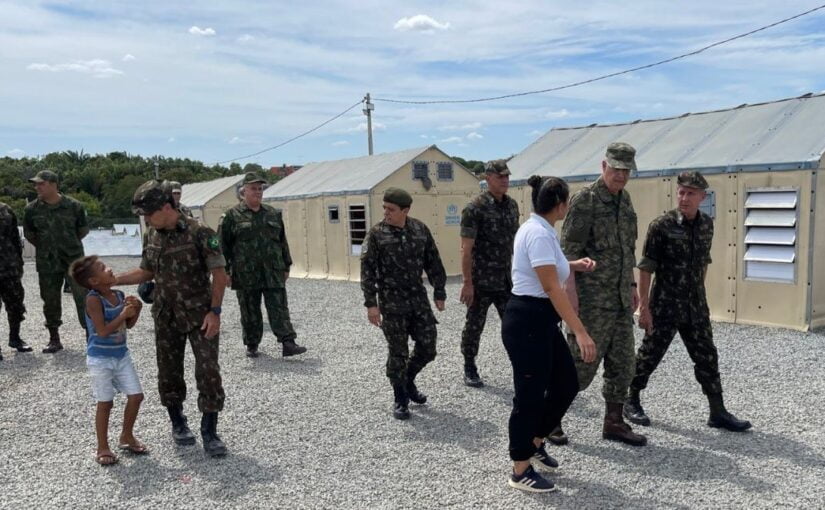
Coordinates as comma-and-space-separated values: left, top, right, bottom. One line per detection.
243, 173, 267, 185
169, 181, 182, 193
29, 170, 59, 184
383, 187, 413, 209
485, 159, 511, 176
132, 180, 174, 215
677, 171, 709, 190
605, 142, 637, 171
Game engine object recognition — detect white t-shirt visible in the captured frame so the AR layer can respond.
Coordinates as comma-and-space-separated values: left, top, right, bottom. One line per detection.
511, 213, 570, 298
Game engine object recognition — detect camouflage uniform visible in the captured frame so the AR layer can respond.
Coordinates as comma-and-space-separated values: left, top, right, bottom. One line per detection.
361, 217, 447, 386
459, 191, 519, 360
630, 210, 721, 395
23, 194, 89, 329
561, 176, 638, 404
170, 181, 195, 219
0, 202, 26, 328
219, 200, 296, 347
178, 203, 195, 219
141, 212, 226, 413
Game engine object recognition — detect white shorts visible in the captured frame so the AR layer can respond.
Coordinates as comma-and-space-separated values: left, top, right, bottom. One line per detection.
87, 353, 143, 402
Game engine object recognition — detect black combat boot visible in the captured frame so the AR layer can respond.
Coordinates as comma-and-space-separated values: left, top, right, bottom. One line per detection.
8, 322, 32, 353
201, 412, 227, 457
392, 384, 410, 420
167, 404, 196, 445
623, 389, 651, 426
405, 367, 427, 405
282, 339, 307, 357
546, 425, 569, 446
463, 358, 484, 388
42, 327, 63, 354
603, 402, 647, 446
246, 344, 259, 358
707, 393, 752, 432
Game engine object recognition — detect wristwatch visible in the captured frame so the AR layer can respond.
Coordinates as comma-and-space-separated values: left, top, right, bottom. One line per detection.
210, 306, 222, 315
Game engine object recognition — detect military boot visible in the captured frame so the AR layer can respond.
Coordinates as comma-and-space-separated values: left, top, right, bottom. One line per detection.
200, 412, 227, 457
9, 322, 32, 353
0, 347, 3, 361
42, 327, 63, 354
463, 359, 484, 388
392, 384, 410, 420
707, 393, 752, 432
603, 402, 647, 446
282, 339, 307, 357
406, 367, 427, 405
623, 389, 651, 426
167, 404, 196, 445
546, 425, 569, 446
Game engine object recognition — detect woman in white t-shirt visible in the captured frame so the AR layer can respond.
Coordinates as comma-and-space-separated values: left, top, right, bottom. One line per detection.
503, 175, 597, 493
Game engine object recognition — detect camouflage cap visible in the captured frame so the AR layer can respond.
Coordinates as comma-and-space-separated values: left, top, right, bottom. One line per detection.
605, 142, 637, 171
169, 181, 182, 192
29, 170, 59, 184
677, 171, 709, 190
383, 187, 413, 209
243, 172, 267, 185
132, 180, 174, 215
485, 159, 511, 176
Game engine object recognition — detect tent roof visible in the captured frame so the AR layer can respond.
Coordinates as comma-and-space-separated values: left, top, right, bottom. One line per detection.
509, 93, 825, 182
263, 146, 437, 200
180, 174, 245, 208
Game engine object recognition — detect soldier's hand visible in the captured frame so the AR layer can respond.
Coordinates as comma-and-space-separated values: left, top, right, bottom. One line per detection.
459, 283, 474, 307
573, 257, 597, 272
575, 330, 597, 363
201, 312, 221, 339
367, 306, 382, 327
435, 300, 446, 312
638, 307, 653, 334
284, 271, 289, 281
631, 287, 640, 313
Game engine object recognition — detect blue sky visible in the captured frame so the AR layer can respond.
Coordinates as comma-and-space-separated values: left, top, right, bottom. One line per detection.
2, 1, 824, 167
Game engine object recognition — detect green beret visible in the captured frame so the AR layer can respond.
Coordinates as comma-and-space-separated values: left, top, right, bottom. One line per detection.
383, 187, 413, 208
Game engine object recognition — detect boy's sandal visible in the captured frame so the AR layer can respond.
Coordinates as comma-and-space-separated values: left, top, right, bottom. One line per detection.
118, 442, 148, 454
96, 452, 119, 466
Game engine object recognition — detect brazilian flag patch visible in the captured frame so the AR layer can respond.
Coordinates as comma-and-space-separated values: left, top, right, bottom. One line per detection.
208, 236, 220, 249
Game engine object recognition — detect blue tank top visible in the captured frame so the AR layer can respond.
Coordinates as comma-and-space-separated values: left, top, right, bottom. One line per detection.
85, 289, 129, 359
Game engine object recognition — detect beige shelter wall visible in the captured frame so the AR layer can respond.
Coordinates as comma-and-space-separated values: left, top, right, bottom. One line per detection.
809, 166, 825, 329
304, 197, 329, 278
321, 197, 349, 280
735, 170, 812, 330
196, 186, 241, 231
281, 199, 309, 278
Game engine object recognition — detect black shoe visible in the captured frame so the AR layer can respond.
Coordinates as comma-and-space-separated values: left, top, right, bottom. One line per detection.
201, 412, 227, 457
246, 345, 259, 358
392, 384, 410, 420
463, 364, 484, 388
42, 342, 63, 354
708, 411, 752, 432
167, 405, 196, 446
546, 425, 569, 446
282, 340, 307, 357
406, 381, 427, 405
624, 397, 651, 426
0, 348, 3, 361
9, 340, 33, 353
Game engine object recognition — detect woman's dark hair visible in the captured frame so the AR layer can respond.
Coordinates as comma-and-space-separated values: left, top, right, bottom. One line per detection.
527, 175, 569, 215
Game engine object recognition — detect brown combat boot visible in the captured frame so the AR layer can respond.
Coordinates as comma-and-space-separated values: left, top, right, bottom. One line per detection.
602, 402, 647, 446
42, 327, 63, 354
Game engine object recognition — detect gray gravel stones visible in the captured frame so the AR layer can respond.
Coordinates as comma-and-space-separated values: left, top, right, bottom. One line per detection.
1, 257, 823, 509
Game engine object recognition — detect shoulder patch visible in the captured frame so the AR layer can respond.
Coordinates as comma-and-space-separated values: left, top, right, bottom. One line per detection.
207, 235, 220, 249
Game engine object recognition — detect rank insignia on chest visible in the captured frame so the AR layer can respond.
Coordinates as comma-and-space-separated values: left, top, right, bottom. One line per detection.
208, 236, 220, 249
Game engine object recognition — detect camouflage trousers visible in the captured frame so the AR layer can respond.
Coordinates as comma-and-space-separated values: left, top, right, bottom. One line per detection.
38, 271, 87, 329
567, 307, 635, 404
460, 290, 509, 361
0, 275, 26, 326
380, 308, 438, 386
630, 316, 722, 395
155, 320, 225, 413
236, 288, 297, 346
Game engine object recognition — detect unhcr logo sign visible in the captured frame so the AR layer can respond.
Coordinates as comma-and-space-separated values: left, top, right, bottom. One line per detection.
445, 204, 460, 225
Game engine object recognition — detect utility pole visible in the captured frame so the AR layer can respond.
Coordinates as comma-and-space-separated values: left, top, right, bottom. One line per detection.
363, 93, 374, 155
153, 159, 159, 179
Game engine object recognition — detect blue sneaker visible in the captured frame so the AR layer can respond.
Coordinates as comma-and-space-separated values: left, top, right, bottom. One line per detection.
508, 465, 556, 493
531, 442, 559, 471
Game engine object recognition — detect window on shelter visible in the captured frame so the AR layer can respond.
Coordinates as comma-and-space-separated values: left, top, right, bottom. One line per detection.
699, 190, 716, 219
437, 162, 454, 181
328, 206, 340, 223
412, 162, 428, 180
743, 188, 798, 283
348, 205, 367, 255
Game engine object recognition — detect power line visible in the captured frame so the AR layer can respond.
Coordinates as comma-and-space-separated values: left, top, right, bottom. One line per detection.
373, 4, 825, 105
216, 100, 364, 165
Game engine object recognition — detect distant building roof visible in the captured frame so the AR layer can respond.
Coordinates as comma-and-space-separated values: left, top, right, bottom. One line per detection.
509, 93, 825, 182
180, 174, 245, 208
263, 146, 437, 200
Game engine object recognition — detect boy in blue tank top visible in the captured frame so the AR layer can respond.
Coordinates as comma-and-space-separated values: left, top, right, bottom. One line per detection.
70, 255, 146, 466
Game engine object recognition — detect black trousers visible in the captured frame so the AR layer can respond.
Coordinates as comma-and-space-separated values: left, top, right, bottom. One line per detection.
502, 295, 579, 461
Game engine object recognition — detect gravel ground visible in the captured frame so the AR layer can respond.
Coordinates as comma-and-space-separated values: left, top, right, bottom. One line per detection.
1, 256, 823, 509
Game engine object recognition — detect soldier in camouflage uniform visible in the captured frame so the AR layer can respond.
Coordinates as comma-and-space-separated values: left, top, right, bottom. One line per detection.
559, 143, 646, 446
0, 202, 32, 360
361, 188, 447, 420
116, 180, 229, 457
624, 171, 751, 432
459, 159, 519, 387
219, 172, 306, 358
170, 181, 195, 219
23, 170, 90, 353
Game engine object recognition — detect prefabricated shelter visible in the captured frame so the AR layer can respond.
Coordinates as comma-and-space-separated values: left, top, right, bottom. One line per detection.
180, 174, 245, 230
508, 93, 825, 331
262, 145, 480, 280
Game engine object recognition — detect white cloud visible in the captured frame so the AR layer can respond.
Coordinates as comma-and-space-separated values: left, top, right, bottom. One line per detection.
331, 140, 349, 147
438, 122, 482, 131
237, 34, 254, 43
347, 121, 386, 133
189, 26, 216, 36
527, 130, 544, 137
545, 109, 570, 119
394, 15, 450, 32
439, 136, 463, 144
26, 59, 124, 78
466, 132, 484, 140
7, 149, 25, 158
122, 54, 136, 62
228, 136, 257, 144
168, 137, 176, 143
419, 134, 431, 139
